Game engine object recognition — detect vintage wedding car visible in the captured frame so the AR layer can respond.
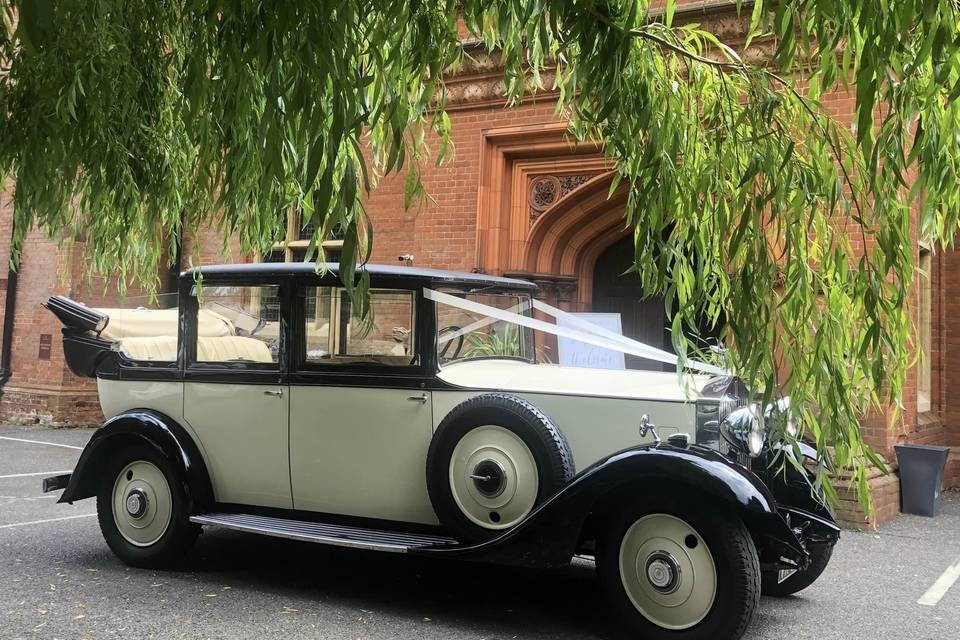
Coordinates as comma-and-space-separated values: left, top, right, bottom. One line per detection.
43, 263, 839, 640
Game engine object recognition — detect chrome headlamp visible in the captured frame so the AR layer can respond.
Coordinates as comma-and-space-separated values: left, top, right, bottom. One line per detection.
720, 405, 765, 457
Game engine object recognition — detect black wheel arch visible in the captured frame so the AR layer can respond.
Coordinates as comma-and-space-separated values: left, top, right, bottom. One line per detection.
59, 409, 214, 512
580, 451, 802, 554
414, 444, 806, 570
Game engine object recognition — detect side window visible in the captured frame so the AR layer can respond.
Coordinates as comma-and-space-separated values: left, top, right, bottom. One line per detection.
192, 285, 281, 365
304, 287, 416, 366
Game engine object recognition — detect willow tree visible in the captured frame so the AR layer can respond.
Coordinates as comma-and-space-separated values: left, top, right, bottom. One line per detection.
2, 1, 959, 507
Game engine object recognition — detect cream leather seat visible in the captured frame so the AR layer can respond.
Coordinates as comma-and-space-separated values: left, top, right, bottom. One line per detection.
118, 335, 273, 363
102, 306, 272, 363
196, 336, 274, 363
99, 308, 234, 340
116, 336, 178, 361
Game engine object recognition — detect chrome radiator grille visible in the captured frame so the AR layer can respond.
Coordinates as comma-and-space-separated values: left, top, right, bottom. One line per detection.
695, 377, 749, 453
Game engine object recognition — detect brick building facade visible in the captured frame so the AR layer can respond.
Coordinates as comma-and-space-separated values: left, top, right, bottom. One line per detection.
0, 2, 956, 525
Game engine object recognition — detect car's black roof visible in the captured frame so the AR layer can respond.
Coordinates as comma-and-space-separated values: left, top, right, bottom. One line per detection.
181, 262, 538, 292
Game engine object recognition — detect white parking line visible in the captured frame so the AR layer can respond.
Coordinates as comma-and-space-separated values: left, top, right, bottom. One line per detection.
918, 555, 960, 606
0, 436, 84, 450
0, 470, 73, 479
0, 513, 96, 529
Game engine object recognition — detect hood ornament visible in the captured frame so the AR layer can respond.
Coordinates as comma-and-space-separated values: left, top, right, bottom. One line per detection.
639, 414, 661, 446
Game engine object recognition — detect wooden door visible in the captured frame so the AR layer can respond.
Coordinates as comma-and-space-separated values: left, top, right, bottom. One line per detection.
592, 236, 672, 371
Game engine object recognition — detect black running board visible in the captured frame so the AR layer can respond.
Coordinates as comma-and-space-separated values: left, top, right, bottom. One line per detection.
190, 512, 458, 553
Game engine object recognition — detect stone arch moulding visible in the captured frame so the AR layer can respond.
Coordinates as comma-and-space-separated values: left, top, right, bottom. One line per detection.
475, 121, 611, 280
523, 172, 632, 309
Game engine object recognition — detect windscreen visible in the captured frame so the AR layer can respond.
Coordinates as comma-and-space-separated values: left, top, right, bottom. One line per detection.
435, 290, 538, 366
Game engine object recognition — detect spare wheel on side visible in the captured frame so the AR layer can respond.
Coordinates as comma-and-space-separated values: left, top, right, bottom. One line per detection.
426, 393, 575, 543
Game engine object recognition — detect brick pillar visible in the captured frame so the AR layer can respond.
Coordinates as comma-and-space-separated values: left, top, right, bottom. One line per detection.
0, 231, 103, 426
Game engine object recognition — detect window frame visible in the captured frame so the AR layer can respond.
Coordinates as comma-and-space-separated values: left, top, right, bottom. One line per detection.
433, 288, 537, 368
182, 275, 291, 382
291, 277, 428, 379
302, 286, 417, 366
264, 210, 344, 263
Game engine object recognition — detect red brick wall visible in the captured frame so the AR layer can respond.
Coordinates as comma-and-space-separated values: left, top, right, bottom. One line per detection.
182, 222, 248, 268
0, 223, 101, 424
363, 100, 564, 272
940, 245, 960, 448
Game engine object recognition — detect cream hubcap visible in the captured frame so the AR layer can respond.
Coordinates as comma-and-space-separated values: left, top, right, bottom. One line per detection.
449, 425, 538, 530
619, 514, 717, 630
112, 460, 172, 547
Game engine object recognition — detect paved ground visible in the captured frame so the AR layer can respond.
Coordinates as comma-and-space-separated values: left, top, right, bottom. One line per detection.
1, 425, 958, 640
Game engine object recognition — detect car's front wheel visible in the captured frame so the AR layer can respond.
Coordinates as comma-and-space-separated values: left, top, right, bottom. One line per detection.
96, 443, 199, 568
596, 494, 760, 640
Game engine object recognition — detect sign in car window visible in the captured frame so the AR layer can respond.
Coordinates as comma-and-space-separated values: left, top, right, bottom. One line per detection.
557, 313, 625, 370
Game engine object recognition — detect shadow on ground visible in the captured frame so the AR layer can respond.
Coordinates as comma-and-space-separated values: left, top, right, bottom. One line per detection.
100, 529, 615, 638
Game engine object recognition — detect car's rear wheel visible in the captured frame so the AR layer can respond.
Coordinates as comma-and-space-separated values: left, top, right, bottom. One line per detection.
426, 393, 574, 542
596, 494, 760, 640
96, 443, 199, 568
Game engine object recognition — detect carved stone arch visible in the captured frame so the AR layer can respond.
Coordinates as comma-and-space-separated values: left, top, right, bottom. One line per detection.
522, 171, 631, 309
473, 124, 641, 312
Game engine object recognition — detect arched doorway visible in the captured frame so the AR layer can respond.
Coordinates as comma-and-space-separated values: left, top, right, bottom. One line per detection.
475, 154, 718, 370
592, 236, 672, 371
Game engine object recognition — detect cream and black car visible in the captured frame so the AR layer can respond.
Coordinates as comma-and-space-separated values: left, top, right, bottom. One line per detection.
43, 263, 839, 640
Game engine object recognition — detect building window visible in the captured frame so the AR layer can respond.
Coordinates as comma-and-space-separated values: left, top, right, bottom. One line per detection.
917, 244, 932, 413
263, 212, 344, 264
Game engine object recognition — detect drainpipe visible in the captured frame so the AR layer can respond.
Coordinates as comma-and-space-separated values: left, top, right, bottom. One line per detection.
0, 213, 17, 387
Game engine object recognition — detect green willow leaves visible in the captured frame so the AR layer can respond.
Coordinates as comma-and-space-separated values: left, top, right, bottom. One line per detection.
1, 0, 459, 285
2, 1, 959, 509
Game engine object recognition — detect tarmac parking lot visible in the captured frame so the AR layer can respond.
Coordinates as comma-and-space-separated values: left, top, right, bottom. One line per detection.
1, 424, 958, 640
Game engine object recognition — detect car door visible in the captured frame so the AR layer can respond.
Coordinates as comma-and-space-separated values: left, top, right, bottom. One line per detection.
288, 284, 437, 524
182, 279, 292, 509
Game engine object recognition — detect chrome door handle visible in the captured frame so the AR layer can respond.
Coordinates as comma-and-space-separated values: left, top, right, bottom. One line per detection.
407, 393, 428, 404
263, 389, 284, 397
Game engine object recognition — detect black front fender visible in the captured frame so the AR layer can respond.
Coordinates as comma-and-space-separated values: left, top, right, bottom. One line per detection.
415, 444, 805, 569
57, 410, 214, 511
753, 443, 841, 548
